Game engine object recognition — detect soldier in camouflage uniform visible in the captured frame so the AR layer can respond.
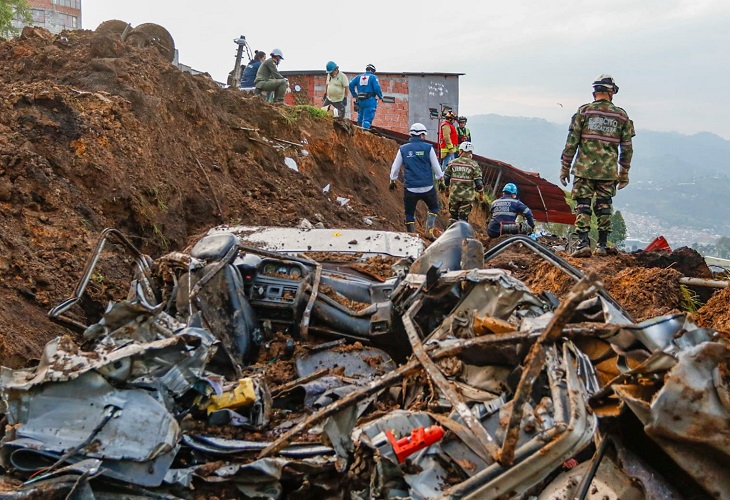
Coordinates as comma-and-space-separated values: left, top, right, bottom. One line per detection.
560, 74, 635, 257
441, 142, 484, 224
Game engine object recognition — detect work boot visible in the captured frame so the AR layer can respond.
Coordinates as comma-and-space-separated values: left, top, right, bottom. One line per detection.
405, 222, 416, 233
594, 231, 617, 256
571, 231, 592, 258
426, 212, 438, 240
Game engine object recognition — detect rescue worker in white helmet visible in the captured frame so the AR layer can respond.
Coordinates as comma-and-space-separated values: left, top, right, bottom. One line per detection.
389, 122, 444, 236
254, 48, 288, 103
441, 141, 484, 224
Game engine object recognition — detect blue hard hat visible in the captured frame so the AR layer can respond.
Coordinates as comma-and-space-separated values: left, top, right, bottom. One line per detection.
326, 61, 338, 73
503, 183, 518, 194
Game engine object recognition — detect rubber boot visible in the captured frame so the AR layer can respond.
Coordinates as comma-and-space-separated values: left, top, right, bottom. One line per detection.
405, 222, 416, 233
426, 212, 438, 238
594, 231, 609, 256
571, 231, 592, 258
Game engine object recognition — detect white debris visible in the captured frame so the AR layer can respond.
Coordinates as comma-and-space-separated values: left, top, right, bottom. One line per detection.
297, 219, 314, 229
323, 184, 331, 193
300, 149, 309, 157
284, 157, 298, 172
336, 197, 350, 207
363, 217, 373, 226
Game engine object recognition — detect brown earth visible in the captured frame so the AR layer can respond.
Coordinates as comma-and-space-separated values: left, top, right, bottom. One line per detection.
0, 26, 728, 369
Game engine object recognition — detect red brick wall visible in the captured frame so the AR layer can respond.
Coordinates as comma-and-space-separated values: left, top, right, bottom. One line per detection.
283, 72, 410, 134
27, 0, 80, 15
375, 75, 409, 133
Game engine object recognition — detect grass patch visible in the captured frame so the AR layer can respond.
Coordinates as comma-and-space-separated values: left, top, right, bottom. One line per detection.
282, 105, 329, 122
679, 284, 702, 313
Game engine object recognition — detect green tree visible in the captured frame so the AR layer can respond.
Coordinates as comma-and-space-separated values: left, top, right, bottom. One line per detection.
715, 236, 730, 259
0, 0, 31, 38
609, 211, 627, 246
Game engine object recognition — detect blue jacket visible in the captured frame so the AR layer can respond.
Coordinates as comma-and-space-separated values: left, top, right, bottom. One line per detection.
240, 60, 262, 88
400, 138, 435, 189
349, 71, 383, 102
488, 195, 535, 235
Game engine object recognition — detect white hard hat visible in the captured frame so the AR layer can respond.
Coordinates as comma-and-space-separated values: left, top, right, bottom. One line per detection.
593, 74, 618, 93
409, 122, 428, 136
270, 48, 284, 59
459, 141, 474, 152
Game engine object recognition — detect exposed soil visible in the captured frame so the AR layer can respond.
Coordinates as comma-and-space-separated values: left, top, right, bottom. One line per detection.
696, 285, 730, 334
1, 26, 729, 371
319, 284, 371, 312
0, 27, 427, 367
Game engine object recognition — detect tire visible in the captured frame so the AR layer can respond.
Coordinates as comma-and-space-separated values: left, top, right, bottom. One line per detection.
124, 23, 175, 62
94, 19, 130, 37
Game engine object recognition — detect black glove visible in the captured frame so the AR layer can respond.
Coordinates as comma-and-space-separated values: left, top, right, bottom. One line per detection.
438, 180, 447, 192
389, 180, 397, 191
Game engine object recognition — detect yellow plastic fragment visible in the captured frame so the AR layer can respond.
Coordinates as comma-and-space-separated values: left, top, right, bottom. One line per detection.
206, 378, 256, 415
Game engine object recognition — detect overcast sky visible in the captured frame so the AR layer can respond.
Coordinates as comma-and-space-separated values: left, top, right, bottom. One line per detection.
83, 0, 730, 139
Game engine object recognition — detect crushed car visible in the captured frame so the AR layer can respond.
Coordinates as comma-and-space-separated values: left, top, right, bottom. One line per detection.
0, 223, 728, 499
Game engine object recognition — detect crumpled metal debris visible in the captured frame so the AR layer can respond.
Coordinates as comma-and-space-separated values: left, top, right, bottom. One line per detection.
0, 222, 727, 498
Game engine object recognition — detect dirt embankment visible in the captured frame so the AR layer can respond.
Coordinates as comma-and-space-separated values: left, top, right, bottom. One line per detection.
0, 27, 420, 367
0, 27, 728, 369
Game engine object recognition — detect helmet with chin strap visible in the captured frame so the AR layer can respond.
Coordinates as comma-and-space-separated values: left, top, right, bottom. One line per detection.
593, 74, 618, 94
503, 183, 518, 195
366, 63, 376, 73
409, 122, 428, 136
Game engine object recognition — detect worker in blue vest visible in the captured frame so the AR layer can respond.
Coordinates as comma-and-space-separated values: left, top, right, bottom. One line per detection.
389, 122, 445, 236
349, 64, 383, 129
487, 183, 535, 238
240, 50, 266, 88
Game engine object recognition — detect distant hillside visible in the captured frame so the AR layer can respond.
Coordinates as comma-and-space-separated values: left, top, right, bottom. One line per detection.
467, 114, 730, 243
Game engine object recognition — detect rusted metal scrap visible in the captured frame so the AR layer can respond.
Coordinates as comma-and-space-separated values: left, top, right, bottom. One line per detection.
499, 272, 602, 466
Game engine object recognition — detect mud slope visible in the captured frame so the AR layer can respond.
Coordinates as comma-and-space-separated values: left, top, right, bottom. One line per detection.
0, 27, 417, 366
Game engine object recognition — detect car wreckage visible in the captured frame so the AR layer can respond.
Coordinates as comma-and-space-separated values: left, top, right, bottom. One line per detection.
0, 222, 728, 499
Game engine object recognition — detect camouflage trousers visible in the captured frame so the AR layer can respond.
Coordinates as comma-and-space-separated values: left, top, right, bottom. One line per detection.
448, 196, 474, 221
571, 177, 616, 233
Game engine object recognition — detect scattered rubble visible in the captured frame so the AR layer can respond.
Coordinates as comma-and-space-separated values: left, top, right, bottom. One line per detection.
0, 224, 727, 498
1, 25, 729, 499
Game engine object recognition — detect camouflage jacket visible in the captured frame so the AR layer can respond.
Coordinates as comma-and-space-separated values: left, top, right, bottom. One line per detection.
561, 99, 635, 181
444, 156, 483, 201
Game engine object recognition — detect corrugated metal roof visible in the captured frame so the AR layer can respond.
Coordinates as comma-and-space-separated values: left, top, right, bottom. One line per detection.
372, 127, 575, 225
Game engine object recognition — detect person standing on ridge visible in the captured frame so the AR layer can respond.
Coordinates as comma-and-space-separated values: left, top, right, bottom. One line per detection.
254, 49, 288, 103
441, 141, 484, 225
487, 183, 535, 238
323, 61, 348, 119
389, 122, 444, 236
240, 50, 266, 89
456, 116, 471, 144
560, 74, 635, 257
349, 64, 383, 129
438, 111, 459, 169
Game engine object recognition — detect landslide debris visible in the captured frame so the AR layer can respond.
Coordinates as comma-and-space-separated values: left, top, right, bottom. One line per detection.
1, 25, 728, 371
0, 27, 412, 366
